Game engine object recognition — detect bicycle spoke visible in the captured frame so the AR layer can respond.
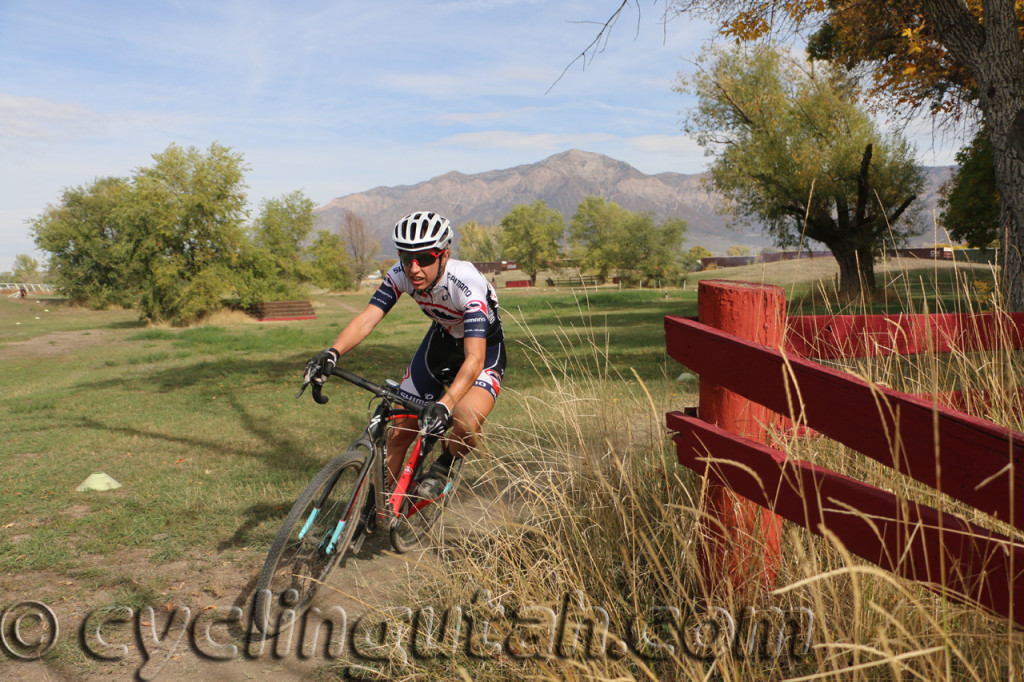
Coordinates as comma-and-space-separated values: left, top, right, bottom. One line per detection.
254, 450, 369, 636
390, 457, 464, 553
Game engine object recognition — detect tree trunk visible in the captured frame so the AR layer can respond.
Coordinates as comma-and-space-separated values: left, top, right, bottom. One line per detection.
857, 243, 877, 295
991, 111, 1024, 312
924, 0, 1024, 311
831, 243, 863, 297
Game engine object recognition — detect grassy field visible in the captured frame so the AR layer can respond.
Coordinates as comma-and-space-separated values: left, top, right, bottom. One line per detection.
0, 259, 1019, 680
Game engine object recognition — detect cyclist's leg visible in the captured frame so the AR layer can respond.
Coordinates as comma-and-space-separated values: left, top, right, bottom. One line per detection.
447, 385, 497, 457
388, 329, 446, 483
445, 341, 505, 461
386, 416, 417, 485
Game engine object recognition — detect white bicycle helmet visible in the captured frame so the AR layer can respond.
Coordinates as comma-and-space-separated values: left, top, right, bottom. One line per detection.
392, 211, 453, 252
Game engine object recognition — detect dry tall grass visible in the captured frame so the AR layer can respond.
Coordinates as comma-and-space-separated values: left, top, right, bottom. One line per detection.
378, 271, 1024, 681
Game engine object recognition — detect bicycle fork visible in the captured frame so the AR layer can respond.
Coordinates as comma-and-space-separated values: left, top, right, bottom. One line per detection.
302, 440, 380, 557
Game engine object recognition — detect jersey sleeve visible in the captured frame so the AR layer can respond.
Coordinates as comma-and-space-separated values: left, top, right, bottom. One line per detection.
460, 269, 492, 339
368, 264, 407, 314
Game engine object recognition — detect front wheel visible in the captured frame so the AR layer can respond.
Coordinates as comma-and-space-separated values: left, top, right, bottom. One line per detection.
390, 455, 465, 553
253, 448, 369, 637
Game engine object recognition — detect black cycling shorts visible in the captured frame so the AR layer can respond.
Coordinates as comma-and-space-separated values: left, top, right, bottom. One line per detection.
398, 324, 506, 403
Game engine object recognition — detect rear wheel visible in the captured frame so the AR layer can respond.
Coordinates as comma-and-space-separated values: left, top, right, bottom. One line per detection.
390, 454, 465, 553
254, 448, 369, 636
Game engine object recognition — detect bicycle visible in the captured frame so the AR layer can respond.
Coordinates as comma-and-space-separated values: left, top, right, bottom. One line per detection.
253, 366, 464, 636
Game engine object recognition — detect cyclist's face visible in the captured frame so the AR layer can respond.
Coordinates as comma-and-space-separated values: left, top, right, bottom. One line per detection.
400, 249, 447, 291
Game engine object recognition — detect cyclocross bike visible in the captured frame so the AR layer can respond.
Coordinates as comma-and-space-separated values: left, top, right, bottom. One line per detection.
253, 366, 464, 636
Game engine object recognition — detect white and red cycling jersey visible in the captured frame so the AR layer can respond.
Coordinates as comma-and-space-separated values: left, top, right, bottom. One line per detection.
369, 258, 506, 402
369, 258, 502, 343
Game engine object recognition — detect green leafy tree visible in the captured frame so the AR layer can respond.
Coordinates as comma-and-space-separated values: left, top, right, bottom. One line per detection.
620, 211, 687, 282
940, 128, 1000, 247
30, 176, 136, 307
569, 196, 622, 278
500, 200, 564, 286
251, 191, 316, 284
308, 230, 356, 291
726, 245, 751, 257
12, 255, 42, 283
570, 196, 687, 281
680, 46, 925, 296
127, 142, 250, 325
593, 0, 1024, 308
683, 245, 713, 271
457, 220, 504, 262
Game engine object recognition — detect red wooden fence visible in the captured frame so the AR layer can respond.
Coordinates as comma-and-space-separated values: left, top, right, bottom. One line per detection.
787, 310, 1024, 358
666, 280, 1024, 625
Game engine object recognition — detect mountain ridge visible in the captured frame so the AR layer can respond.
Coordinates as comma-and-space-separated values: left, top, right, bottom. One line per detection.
315, 149, 950, 255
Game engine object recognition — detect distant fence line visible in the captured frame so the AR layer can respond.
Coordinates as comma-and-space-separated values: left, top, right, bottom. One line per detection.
700, 247, 997, 270
470, 260, 520, 274
1, 282, 55, 294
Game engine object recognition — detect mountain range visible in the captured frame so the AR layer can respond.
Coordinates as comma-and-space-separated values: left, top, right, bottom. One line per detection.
314, 149, 951, 256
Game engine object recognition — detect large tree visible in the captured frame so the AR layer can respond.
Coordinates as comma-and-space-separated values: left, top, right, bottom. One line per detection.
31, 176, 137, 307
570, 196, 687, 282
681, 46, 925, 295
457, 220, 504, 262
251, 190, 316, 284
802, 0, 1024, 301
11, 254, 43, 283
593, 0, 1024, 307
127, 142, 251, 325
500, 200, 565, 286
940, 127, 1001, 246
307, 230, 356, 291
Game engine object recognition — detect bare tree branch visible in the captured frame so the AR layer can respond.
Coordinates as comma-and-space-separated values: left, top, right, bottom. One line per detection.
547, 0, 638, 94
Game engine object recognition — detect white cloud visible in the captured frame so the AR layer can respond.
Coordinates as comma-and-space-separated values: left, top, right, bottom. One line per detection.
627, 134, 703, 157
0, 94, 101, 146
433, 105, 569, 126
0, 1, 958, 271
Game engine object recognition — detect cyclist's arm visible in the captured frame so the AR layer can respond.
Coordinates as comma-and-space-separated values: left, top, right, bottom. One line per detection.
330, 304, 386, 357
440, 335, 486, 411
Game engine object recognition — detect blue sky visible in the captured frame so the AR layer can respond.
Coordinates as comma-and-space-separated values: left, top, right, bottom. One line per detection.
0, 0, 959, 273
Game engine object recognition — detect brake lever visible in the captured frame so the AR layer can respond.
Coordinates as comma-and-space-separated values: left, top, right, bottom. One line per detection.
296, 381, 310, 399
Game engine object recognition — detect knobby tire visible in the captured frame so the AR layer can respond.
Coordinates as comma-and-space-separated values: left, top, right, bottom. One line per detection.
253, 448, 368, 636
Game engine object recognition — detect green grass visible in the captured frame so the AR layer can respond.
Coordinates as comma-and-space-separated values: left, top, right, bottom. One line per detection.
0, 266, 985, 576
1, 261, 1019, 680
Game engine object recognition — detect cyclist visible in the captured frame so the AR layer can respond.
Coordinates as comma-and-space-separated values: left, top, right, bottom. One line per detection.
305, 211, 506, 499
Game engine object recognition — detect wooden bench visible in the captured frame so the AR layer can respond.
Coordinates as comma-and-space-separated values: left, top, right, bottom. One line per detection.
545, 276, 603, 287
249, 300, 317, 321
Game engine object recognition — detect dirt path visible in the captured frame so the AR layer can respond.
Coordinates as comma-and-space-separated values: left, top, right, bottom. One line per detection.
0, 329, 116, 360
0, 486, 508, 681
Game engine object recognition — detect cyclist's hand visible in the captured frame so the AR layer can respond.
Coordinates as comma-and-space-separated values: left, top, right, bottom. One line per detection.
304, 348, 339, 385
420, 401, 453, 437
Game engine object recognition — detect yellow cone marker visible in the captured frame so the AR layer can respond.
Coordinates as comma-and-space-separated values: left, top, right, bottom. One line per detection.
76, 472, 122, 492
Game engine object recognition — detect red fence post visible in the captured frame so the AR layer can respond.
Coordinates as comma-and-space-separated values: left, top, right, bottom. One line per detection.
696, 280, 785, 601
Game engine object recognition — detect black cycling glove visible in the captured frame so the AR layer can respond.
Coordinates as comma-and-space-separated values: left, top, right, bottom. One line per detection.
420, 401, 453, 437
304, 348, 339, 385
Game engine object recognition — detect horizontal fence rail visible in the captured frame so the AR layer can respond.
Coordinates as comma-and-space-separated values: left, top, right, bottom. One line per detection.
665, 280, 1024, 624
787, 311, 1024, 359
667, 410, 1024, 624
665, 314, 1024, 529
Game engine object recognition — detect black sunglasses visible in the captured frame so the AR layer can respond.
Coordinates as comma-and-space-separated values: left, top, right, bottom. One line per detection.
398, 250, 444, 268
